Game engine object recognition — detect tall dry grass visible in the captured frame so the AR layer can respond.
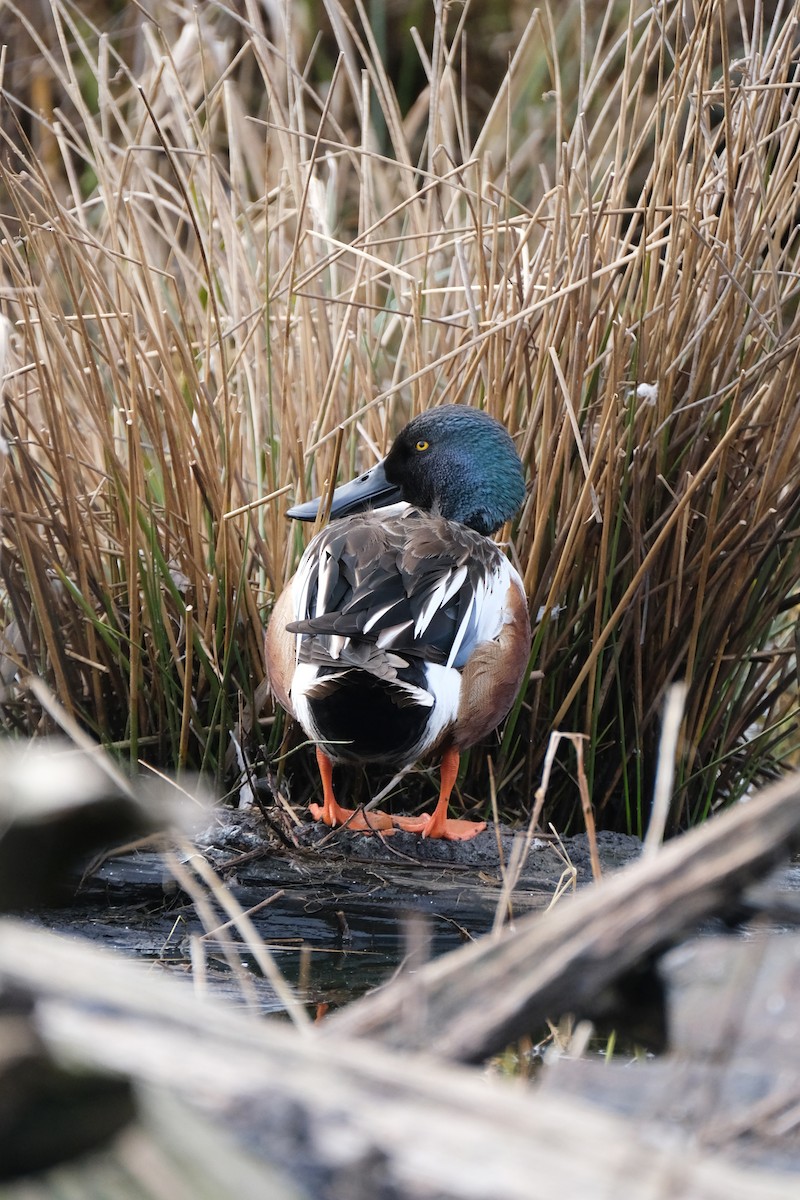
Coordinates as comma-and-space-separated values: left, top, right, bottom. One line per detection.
0, 0, 798, 831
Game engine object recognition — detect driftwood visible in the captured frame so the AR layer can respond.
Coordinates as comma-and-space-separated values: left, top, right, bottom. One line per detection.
326, 772, 800, 1060
540, 934, 800, 1173
0, 919, 798, 1200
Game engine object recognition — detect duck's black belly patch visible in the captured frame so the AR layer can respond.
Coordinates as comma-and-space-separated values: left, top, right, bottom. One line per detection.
308, 668, 429, 764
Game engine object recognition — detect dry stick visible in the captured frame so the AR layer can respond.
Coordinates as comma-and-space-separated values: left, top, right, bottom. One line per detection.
152, 850, 261, 1014
572, 734, 601, 882
178, 604, 194, 772
325, 771, 800, 1062
529, 729, 602, 883
125, 415, 140, 768
315, 424, 345, 533
198, 889, 287, 941
490, 834, 531, 939
528, 730, 562, 834
643, 682, 688, 858
223, 484, 294, 522
549, 343, 602, 525
178, 848, 312, 1031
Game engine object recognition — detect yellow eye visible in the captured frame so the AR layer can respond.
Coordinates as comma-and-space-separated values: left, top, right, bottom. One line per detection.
415, 440, 429, 452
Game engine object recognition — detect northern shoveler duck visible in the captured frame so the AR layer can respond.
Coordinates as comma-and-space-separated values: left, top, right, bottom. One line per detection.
265, 405, 532, 841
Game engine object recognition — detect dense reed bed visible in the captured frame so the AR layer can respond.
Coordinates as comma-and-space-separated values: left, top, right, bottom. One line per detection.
0, 0, 798, 832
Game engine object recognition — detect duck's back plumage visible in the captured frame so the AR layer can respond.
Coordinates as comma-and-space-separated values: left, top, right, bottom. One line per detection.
269, 505, 529, 769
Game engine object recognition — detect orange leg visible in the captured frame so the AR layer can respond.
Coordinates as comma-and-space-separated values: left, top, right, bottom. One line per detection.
308, 747, 394, 833
392, 747, 487, 841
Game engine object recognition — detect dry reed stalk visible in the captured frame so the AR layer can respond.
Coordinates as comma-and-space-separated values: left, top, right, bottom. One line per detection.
0, 0, 797, 830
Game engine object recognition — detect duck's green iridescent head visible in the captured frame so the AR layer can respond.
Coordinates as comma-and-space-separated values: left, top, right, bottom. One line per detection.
382, 406, 525, 534
287, 404, 526, 535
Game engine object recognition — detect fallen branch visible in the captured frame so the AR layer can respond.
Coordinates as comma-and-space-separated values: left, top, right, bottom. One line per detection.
326, 773, 800, 1061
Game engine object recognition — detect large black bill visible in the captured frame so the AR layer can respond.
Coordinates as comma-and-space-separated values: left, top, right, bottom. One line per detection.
286, 458, 403, 522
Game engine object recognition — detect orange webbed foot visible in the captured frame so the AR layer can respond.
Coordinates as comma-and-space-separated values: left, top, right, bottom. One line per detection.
308, 801, 394, 833
392, 811, 487, 841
